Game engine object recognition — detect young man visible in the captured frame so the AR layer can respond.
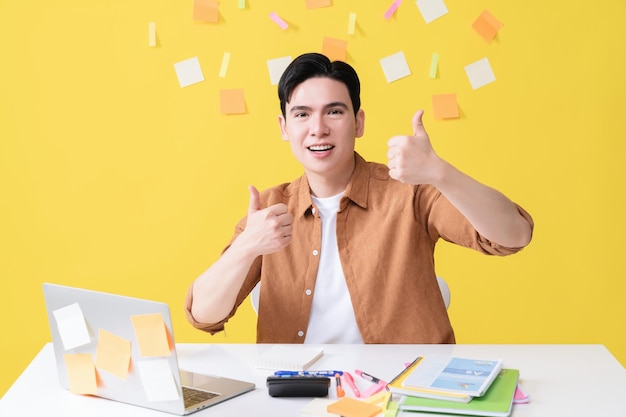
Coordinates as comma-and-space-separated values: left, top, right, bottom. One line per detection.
185, 53, 533, 344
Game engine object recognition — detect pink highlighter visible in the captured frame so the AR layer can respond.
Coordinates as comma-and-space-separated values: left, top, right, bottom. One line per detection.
354, 369, 388, 398
342, 372, 361, 397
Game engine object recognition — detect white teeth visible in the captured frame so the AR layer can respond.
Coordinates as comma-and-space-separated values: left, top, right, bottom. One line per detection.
309, 145, 334, 151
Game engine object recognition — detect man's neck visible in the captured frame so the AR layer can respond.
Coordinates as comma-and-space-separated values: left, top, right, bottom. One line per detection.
306, 158, 355, 198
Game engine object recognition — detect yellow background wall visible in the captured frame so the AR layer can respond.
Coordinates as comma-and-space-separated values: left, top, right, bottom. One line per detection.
1, 0, 624, 397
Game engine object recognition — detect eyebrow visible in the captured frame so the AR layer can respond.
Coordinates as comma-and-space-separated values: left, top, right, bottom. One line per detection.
288, 101, 350, 114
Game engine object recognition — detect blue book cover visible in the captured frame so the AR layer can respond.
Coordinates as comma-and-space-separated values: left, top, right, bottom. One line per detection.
402, 356, 503, 397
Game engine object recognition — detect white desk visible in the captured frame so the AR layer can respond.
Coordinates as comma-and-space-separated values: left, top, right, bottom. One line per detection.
1, 343, 625, 416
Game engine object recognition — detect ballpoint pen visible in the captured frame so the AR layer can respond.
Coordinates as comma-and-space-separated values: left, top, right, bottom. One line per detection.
335, 373, 345, 397
342, 372, 361, 397
274, 370, 343, 376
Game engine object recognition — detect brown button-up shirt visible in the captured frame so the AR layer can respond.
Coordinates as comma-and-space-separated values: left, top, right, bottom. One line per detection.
185, 153, 533, 344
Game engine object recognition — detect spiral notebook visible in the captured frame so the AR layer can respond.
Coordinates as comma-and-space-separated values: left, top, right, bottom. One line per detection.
254, 345, 324, 371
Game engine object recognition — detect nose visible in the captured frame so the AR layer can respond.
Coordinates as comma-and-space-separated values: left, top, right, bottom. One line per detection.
309, 114, 329, 137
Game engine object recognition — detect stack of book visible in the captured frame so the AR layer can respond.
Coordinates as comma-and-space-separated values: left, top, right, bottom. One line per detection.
387, 355, 519, 417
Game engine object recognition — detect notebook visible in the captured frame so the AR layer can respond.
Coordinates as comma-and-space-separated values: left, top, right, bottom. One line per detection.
42, 283, 255, 415
254, 345, 324, 371
398, 368, 520, 417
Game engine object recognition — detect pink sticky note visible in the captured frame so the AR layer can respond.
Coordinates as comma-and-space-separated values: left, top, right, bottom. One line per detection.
269, 11, 289, 30
384, 0, 401, 19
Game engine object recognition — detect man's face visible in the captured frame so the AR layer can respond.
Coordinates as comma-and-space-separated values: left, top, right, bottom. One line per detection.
278, 77, 365, 187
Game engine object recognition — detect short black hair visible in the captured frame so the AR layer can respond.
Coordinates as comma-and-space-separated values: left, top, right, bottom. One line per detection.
278, 53, 361, 117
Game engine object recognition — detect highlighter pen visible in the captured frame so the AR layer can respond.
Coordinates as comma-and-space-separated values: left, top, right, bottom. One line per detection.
354, 369, 387, 385
335, 373, 345, 397
342, 372, 361, 397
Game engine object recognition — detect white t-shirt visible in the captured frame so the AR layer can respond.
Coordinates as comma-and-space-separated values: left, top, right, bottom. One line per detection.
304, 192, 364, 344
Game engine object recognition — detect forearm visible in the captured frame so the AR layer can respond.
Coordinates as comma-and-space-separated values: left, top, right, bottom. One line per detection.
190, 238, 258, 324
434, 162, 532, 248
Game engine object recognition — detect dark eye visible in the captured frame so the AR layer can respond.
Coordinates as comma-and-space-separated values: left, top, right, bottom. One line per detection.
328, 108, 344, 116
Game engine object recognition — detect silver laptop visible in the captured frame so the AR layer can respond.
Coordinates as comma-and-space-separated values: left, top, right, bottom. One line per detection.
42, 283, 255, 415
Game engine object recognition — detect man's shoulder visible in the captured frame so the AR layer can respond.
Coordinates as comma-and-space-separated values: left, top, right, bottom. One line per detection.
259, 176, 303, 202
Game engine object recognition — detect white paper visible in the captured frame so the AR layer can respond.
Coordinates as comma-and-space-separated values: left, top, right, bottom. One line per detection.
136, 359, 180, 402
416, 0, 448, 24
464, 57, 496, 90
52, 303, 91, 351
267, 56, 292, 85
173, 56, 205, 88
380, 51, 411, 83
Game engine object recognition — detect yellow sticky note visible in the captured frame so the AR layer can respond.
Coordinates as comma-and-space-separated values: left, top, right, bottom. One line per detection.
95, 329, 131, 379
220, 89, 246, 114
193, 0, 219, 23
347, 12, 357, 35
472, 10, 503, 42
327, 397, 381, 417
131, 313, 171, 357
148, 22, 156, 47
305, 0, 332, 9
322, 37, 348, 62
65, 353, 98, 395
432, 93, 459, 119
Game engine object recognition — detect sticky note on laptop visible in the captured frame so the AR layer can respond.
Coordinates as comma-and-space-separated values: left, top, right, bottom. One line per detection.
131, 313, 171, 357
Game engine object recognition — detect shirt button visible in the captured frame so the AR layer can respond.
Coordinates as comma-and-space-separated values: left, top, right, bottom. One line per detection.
297, 331, 304, 337
312, 250, 319, 256
305, 289, 312, 296
312, 208, 316, 215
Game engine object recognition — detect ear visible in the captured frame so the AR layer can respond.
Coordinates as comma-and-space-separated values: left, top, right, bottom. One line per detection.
278, 115, 289, 142
355, 109, 365, 138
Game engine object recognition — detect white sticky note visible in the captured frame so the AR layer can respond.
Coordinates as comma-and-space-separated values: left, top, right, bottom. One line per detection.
53, 303, 91, 351
137, 359, 180, 402
219, 52, 231, 78
267, 56, 292, 85
464, 57, 496, 89
380, 51, 411, 83
173, 57, 205, 88
416, 0, 448, 24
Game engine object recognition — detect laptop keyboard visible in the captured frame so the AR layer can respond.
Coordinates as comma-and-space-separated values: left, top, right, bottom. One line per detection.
182, 386, 220, 407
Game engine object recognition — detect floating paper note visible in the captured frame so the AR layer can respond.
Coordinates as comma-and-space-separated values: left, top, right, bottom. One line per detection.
148, 22, 156, 47
193, 0, 219, 23
429, 53, 439, 78
380, 51, 411, 83
347, 12, 357, 35
137, 359, 180, 402
219, 52, 231, 78
238, 0, 245, 9
472, 10, 503, 42
53, 303, 91, 351
464, 57, 496, 89
95, 329, 131, 380
306, 0, 332, 9
322, 37, 348, 62
416, 0, 448, 24
65, 353, 98, 395
131, 313, 171, 357
269, 11, 289, 30
385, 0, 401, 20
174, 57, 205, 88
267, 56, 292, 85
432, 93, 459, 119
220, 89, 246, 114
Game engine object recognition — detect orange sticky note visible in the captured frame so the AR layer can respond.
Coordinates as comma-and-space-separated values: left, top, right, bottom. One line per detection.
472, 10, 503, 42
322, 37, 348, 62
193, 0, 219, 23
65, 353, 98, 395
306, 0, 332, 9
220, 89, 246, 114
327, 397, 380, 417
432, 94, 459, 119
95, 329, 132, 379
131, 313, 171, 357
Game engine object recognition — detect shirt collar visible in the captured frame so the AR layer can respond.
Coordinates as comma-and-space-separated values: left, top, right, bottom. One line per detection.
296, 152, 370, 217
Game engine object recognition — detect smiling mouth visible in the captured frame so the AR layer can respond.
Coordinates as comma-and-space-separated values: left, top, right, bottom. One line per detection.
308, 145, 335, 152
